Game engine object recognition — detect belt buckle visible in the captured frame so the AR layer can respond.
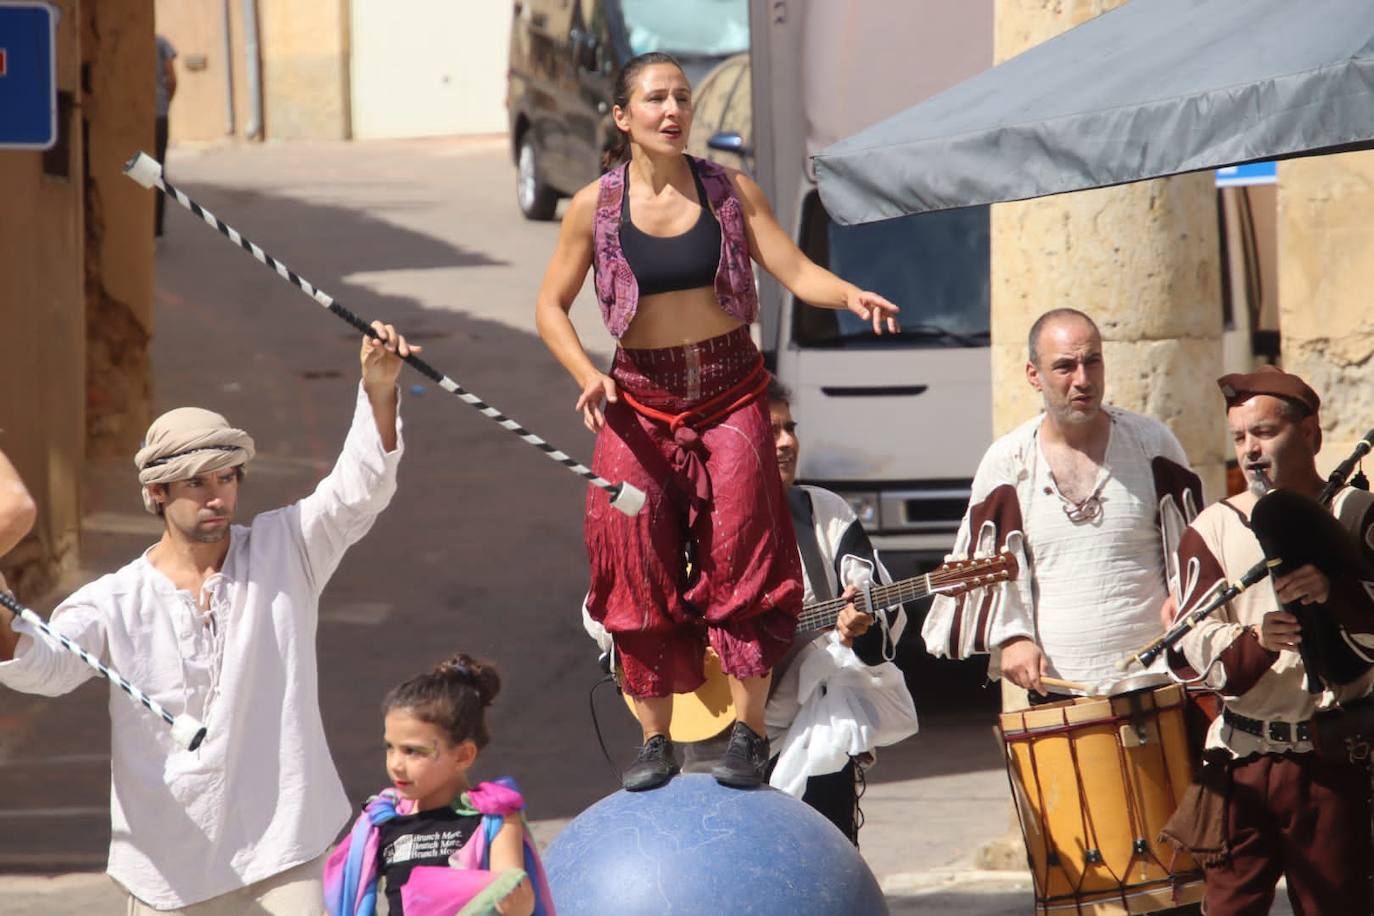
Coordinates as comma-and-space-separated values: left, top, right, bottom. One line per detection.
1268, 720, 1292, 743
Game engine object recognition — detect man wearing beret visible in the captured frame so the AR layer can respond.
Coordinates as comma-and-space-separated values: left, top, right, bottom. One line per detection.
0, 323, 415, 914
1165, 365, 1374, 915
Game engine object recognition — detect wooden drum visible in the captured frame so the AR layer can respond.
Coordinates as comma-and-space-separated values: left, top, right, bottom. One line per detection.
999, 684, 1204, 914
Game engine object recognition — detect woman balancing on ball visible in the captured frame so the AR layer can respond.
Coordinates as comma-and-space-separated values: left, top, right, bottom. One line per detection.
535, 51, 899, 791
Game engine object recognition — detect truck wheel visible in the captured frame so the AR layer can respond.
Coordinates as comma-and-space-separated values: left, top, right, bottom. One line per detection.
516, 135, 559, 221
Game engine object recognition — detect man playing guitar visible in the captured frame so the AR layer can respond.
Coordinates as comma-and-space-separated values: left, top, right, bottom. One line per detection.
680, 378, 920, 842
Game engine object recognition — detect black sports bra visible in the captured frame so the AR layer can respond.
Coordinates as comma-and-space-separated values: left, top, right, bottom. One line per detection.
619, 157, 722, 297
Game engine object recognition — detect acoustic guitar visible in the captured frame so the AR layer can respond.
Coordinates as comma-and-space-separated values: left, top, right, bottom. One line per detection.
619, 551, 1018, 741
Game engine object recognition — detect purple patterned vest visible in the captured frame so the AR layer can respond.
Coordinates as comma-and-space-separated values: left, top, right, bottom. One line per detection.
592, 155, 759, 339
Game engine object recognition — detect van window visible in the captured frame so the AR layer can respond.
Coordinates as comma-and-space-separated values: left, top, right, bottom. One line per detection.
793, 192, 990, 348
619, 0, 749, 57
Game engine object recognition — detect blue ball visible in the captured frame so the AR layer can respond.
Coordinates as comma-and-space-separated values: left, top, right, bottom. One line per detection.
544, 774, 888, 915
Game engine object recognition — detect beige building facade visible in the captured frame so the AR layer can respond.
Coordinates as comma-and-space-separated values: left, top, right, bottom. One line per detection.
155, 0, 511, 144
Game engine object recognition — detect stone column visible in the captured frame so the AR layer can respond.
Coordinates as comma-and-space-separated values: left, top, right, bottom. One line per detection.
985, 7, 1228, 869
990, 0, 1226, 502
83, 0, 156, 457
1276, 153, 1374, 479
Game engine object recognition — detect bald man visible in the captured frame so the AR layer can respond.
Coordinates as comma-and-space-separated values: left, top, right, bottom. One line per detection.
923, 308, 1202, 698
0, 323, 414, 914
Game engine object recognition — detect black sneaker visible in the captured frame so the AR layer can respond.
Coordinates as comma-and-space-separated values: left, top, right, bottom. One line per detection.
711, 721, 770, 788
622, 734, 679, 792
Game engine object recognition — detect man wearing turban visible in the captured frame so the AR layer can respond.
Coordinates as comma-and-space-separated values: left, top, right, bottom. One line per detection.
0, 323, 415, 914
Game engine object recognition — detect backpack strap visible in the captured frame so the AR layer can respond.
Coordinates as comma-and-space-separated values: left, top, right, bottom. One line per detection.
789, 487, 834, 602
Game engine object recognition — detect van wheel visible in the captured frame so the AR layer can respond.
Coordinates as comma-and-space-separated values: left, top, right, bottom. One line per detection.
517, 135, 559, 221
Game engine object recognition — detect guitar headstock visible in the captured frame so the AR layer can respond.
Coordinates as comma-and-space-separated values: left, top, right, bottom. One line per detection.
929, 551, 1018, 597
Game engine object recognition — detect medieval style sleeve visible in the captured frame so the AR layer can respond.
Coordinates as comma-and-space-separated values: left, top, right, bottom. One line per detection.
0, 596, 106, 697
803, 487, 906, 666
1169, 520, 1279, 695
921, 436, 1033, 660
1325, 490, 1374, 662
297, 383, 404, 592
1147, 421, 1204, 601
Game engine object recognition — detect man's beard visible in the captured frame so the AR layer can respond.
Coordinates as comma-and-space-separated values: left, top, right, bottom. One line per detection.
1049, 395, 1099, 424
175, 516, 231, 543
1246, 460, 1278, 496
1247, 467, 1273, 497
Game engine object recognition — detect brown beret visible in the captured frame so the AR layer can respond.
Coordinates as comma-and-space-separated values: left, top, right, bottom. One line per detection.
1216, 365, 1320, 415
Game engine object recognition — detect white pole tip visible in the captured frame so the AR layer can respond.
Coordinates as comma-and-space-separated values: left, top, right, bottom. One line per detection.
124, 152, 164, 189
171, 714, 207, 751
610, 482, 646, 516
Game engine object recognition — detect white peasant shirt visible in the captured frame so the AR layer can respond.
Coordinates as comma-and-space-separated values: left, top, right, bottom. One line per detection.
0, 383, 402, 909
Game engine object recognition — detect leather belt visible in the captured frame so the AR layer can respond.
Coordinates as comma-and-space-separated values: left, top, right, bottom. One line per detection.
1223, 708, 1312, 744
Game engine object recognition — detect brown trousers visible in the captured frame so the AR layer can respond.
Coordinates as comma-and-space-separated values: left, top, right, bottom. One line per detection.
1203, 752, 1370, 915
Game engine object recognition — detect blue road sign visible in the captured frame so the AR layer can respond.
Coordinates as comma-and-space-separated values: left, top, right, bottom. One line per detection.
1215, 162, 1277, 188
0, 2, 57, 150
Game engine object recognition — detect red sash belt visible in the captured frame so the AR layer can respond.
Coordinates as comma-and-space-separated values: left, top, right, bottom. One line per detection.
619, 353, 769, 524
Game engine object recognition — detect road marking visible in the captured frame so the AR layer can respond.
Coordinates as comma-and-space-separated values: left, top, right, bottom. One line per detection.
321, 601, 392, 625
0, 806, 107, 818
0, 752, 110, 767
82, 511, 165, 536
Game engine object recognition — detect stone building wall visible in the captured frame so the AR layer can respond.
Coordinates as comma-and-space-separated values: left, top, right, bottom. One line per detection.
1276, 153, 1374, 479
84, 1, 157, 458
259, 0, 351, 140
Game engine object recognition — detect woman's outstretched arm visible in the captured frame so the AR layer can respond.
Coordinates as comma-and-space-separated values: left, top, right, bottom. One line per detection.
533, 185, 618, 431
730, 170, 899, 335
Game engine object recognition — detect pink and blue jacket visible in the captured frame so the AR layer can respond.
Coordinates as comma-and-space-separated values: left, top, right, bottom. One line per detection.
324, 777, 554, 916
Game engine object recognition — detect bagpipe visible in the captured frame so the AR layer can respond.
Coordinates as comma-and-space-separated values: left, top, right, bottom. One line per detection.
1120, 426, 1374, 689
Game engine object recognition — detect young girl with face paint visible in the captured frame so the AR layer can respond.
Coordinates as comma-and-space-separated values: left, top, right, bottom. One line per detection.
325, 655, 552, 916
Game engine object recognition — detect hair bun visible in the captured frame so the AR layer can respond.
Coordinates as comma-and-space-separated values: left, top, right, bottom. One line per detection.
435, 653, 501, 708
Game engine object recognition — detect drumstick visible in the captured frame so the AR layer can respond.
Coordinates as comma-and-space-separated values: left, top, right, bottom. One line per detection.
1040, 676, 1088, 692
0, 593, 206, 751
122, 152, 646, 517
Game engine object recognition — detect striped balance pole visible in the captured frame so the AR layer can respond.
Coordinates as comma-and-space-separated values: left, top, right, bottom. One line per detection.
0, 592, 207, 751
123, 152, 645, 517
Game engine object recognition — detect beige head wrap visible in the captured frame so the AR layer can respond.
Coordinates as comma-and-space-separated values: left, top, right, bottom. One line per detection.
135, 407, 256, 514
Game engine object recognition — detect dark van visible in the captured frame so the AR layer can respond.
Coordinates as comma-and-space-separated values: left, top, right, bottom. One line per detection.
506, 0, 749, 219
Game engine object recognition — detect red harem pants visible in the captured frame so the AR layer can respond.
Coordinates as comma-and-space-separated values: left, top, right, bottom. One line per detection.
1202, 751, 1371, 915
584, 327, 802, 698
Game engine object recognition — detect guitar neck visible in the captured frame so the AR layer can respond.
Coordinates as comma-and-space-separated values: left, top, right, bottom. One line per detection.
794, 575, 933, 634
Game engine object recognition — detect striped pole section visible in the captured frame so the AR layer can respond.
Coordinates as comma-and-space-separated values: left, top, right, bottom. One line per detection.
0, 592, 207, 751
123, 152, 645, 517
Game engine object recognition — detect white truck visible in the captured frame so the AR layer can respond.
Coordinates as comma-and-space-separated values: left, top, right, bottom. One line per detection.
698, 1, 997, 573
